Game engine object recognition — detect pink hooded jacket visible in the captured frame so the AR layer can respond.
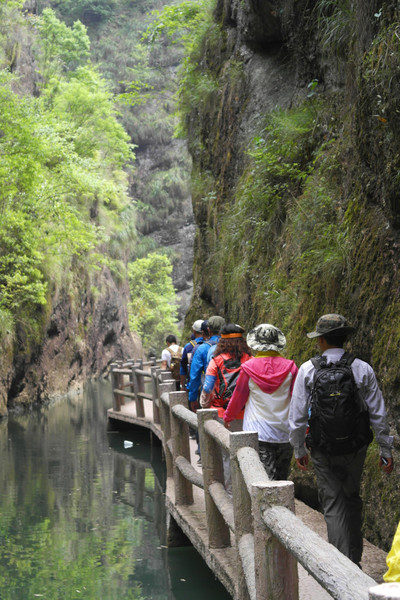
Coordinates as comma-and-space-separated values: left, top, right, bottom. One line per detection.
224, 355, 298, 441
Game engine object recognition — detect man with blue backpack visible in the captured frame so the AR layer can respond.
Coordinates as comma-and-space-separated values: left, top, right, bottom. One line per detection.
188, 315, 225, 409
180, 319, 204, 391
289, 313, 394, 567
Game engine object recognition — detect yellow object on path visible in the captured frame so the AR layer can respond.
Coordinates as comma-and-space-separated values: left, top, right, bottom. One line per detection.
384, 521, 400, 582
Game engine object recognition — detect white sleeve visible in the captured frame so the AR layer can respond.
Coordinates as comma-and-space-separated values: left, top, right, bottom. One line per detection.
161, 349, 171, 367
352, 360, 394, 456
289, 362, 312, 458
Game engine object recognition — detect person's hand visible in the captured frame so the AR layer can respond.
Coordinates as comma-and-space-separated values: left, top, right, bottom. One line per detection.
190, 400, 199, 413
224, 421, 231, 429
379, 456, 394, 474
200, 391, 211, 408
296, 454, 309, 471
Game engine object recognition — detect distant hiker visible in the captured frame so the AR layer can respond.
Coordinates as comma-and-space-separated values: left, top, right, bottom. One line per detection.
200, 323, 252, 492
180, 320, 204, 391
289, 313, 394, 566
188, 315, 226, 409
224, 324, 298, 481
161, 334, 182, 390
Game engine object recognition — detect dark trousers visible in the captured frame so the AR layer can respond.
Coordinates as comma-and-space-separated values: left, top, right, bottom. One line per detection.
311, 445, 367, 564
258, 441, 293, 481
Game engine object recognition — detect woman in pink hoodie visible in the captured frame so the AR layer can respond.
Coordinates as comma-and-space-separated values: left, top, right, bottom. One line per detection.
224, 323, 298, 480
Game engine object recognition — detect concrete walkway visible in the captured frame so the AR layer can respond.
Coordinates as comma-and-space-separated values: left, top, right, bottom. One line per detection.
108, 398, 388, 599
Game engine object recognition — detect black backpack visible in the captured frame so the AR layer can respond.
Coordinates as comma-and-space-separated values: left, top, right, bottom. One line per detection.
306, 352, 373, 455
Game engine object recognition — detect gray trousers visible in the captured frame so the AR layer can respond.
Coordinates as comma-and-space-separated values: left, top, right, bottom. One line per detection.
311, 445, 367, 564
258, 441, 293, 481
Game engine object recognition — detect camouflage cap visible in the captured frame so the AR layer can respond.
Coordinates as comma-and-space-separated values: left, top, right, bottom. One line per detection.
247, 324, 286, 352
306, 313, 355, 339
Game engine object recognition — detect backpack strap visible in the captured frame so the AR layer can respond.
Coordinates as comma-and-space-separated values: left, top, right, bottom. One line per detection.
311, 352, 355, 369
339, 351, 355, 367
310, 355, 326, 370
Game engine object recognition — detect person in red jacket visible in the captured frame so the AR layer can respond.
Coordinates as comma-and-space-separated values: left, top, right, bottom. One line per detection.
200, 323, 252, 492
224, 323, 298, 481
200, 323, 252, 422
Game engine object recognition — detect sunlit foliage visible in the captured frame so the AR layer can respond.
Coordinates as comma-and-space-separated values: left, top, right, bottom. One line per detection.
0, 5, 134, 347
128, 252, 179, 353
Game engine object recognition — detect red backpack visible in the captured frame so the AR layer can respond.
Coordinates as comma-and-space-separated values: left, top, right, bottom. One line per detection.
213, 354, 249, 409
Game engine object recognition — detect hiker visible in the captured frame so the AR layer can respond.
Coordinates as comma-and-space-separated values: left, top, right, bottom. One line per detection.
161, 334, 182, 390
200, 323, 252, 421
180, 320, 204, 391
224, 324, 298, 481
188, 315, 225, 408
289, 313, 394, 566
200, 323, 252, 492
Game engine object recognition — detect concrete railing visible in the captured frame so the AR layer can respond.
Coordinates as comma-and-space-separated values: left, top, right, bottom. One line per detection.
110, 362, 400, 600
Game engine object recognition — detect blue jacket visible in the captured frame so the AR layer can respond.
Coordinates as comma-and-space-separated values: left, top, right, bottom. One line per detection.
188, 335, 220, 403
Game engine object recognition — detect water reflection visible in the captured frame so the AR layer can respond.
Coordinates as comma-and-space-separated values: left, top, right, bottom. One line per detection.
0, 380, 231, 600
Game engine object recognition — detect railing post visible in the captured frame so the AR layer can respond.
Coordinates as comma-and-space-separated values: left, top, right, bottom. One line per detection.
169, 390, 193, 505
252, 480, 299, 600
110, 364, 119, 411
230, 431, 259, 600
132, 360, 145, 418
158, 378, 175, 479
111, 364, 124, 411
151, 365, 160, 424
197, 408, 230, 548
369, 583, 400, 599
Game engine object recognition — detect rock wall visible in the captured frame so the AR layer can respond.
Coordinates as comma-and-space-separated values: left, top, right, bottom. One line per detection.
185, 0, 400, 547
0, 1, 142, 415
1, 267, 141, 416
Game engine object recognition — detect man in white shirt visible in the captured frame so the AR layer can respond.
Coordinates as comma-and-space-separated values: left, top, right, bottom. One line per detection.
161, 335, 182, 389
289, 313, 393, 566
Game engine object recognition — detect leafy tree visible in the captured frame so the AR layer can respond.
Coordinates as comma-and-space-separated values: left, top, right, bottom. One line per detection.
36, 7, 90, 82
0, 5, 135, 348
128, 252, 179, 353
51, 0, 117, 25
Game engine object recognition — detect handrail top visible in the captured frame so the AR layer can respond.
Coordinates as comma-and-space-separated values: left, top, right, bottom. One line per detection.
133, 368, 152, 377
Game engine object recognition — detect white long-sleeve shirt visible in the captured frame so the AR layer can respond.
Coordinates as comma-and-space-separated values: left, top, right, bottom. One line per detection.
289, 348, 393, 459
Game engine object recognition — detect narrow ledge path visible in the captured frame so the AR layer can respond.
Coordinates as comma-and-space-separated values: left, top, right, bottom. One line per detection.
108, 397, 387, 600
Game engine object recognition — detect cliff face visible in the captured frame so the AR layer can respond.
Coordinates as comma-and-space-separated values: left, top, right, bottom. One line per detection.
0, 267, 140, 416
0, 1, 142, 416
185, 0, 400, 547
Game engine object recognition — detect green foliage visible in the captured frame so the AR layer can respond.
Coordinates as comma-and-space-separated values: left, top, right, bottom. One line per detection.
51, 0, 117, 25
128, 253, 179, 353
143, 0, 218, 138
357, 18, 400, 216
143, 1, 206, 47
314, 0, 355, 56
0, 308, 14, 351
80, 0, 192, 257
0, 5, 135, 350
37, 7, 90, 81
46, 65, 133, 166
210, 105, 315, 324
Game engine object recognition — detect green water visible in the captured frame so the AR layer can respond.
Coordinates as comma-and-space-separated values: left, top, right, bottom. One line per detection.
0, 380, 232, 600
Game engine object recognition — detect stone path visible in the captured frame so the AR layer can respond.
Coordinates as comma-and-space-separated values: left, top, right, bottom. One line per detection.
108, 398, 388, 599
